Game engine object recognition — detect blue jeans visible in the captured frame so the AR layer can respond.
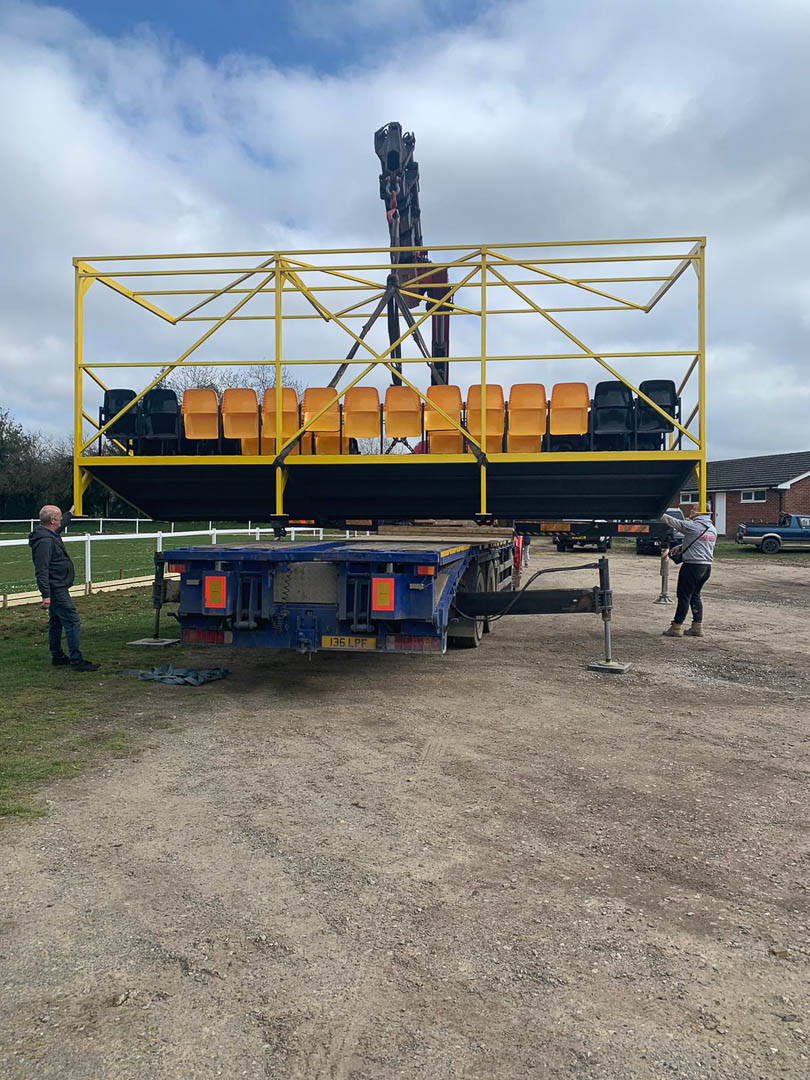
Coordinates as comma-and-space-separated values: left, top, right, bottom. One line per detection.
48, 590, 82, 662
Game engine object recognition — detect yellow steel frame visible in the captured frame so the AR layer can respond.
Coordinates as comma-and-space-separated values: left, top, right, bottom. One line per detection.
72, 237, 707, 515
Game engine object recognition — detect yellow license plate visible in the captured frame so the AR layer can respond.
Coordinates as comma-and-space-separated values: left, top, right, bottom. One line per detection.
321, 635, 377, 651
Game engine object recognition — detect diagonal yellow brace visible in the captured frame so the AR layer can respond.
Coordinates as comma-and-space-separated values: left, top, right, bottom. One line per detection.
486, 249, 645, 310
80, 262, 177, 323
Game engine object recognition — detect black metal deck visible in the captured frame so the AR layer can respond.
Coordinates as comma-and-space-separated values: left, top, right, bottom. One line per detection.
85, 456, 698, 523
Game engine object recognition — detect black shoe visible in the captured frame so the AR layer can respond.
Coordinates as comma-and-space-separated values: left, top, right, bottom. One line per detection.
70, 659, 100, 672
51, 655, 70, 667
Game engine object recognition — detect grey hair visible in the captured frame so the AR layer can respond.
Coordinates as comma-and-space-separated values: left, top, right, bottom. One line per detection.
39, 507, 60, 524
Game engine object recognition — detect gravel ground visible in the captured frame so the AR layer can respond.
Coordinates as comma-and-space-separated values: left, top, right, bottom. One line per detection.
1, 547, 808, 1079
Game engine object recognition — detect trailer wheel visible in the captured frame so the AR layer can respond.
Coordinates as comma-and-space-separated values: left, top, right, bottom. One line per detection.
449, 566, 485, 649
483, 561, 497, 634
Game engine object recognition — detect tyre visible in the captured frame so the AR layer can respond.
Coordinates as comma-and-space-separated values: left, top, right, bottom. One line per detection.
483, 561, 497, 635
760, 537, 781, 554
449, 566, 485, 648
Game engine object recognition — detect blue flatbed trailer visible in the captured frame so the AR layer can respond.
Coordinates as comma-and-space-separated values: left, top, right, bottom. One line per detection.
155, 531, 516, 655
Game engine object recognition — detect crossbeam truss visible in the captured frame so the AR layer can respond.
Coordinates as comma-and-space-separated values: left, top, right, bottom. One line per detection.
72, 237, 707, 519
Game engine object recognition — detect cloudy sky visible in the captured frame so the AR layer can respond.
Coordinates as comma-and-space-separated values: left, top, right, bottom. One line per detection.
0, 0, 808, 459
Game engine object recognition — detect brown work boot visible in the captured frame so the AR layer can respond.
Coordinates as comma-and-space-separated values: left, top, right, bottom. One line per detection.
684, 622, 703, 637
662, 622, 684, 638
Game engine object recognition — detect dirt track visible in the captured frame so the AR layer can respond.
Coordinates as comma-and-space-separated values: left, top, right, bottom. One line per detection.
1, 548, 809, 1079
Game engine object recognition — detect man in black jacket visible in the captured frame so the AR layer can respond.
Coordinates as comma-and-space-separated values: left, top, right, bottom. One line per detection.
29, 505, 99, 672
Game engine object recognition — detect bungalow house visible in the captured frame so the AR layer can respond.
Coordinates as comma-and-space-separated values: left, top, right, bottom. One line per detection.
679, 451, 810, 537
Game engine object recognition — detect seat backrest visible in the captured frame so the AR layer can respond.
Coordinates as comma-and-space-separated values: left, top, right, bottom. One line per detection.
302, 388, 340, 432
384, 385, 422, 438
549, 382, 589, 435
466, 384, 505, 435
221, 388, 259, 439
182, 388, 219, 440
103, 388, 137, 416
261, 387, 299, 439
102, 388, 139, 437
507, 384, 547, 436
593, 381, 632, 409
343, 387, 381, 439
637, 379, 677, 432
424, 384, 462, 432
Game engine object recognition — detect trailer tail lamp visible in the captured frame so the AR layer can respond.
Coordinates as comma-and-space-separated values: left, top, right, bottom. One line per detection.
371, 576, 396, 612
167, 562, 187, 573
416, 565, 435, 576
204, 575, 228, 609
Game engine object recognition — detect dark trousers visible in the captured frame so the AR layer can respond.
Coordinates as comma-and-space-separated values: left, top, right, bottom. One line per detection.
674, 562, 712, 625
48, 590, 82, 662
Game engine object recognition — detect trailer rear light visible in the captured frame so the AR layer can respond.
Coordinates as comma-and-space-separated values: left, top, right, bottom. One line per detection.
182, 628, 227, 644
204, 575, 228, 608
167, 562, 187, 573
416, 565, 435, 576
371, 576, 396, 611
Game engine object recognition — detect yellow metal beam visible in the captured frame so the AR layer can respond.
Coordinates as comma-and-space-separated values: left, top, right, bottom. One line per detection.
75, 236, 705, 262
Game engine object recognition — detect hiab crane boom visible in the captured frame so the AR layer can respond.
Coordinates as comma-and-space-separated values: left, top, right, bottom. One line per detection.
374, 122, 450, 386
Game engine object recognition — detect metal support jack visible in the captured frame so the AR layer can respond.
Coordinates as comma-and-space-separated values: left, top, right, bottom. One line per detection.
587, 557, 631, 674
128, 554, 179, 646
653, 548, 674, 604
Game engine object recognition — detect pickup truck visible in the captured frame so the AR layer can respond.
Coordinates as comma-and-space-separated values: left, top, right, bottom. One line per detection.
736, 513, 810, 553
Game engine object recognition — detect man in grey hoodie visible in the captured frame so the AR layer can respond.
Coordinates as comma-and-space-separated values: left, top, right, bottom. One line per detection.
660, 504, 717, 638
28, 505, 99, 671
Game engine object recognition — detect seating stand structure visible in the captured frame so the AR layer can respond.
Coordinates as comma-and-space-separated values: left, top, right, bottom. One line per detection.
70, 237, 707, 528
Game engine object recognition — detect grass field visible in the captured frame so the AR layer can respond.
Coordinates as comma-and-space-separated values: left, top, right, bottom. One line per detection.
0, 590, 164, 818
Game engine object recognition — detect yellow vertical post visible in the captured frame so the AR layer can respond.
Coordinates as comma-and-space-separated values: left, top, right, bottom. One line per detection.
274, 257, 285, 516
479, 249, 488, 516
697, 241, 707, 512
73, 264, 86, 514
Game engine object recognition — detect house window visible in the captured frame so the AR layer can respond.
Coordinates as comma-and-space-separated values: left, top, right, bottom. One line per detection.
741, 490, 767, 502
680, 492, 699, 504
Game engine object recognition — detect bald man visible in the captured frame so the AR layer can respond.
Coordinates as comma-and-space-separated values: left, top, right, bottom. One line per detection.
28, 505, 99, 672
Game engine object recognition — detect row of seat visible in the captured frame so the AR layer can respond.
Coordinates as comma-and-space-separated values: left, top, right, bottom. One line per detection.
100, 380, 680, 455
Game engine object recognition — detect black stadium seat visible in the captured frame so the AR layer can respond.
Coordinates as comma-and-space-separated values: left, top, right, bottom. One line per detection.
138, 387, 181, 454
592, 380, 633, 450
100, 388, 138, 446
636, 379, 680, 450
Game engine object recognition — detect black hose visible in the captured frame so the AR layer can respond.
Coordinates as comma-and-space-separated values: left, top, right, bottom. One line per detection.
452, 561, 599, 623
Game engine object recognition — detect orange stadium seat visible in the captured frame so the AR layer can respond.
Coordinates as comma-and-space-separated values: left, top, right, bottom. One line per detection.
384, 385, 422, 450
549, 382, 589, 449
465, 384, 505, 454
222, 388, 259, 456
506, 384, 547, 452
343, 387, 382, 450
302, 387, 349, 455
424, 384, 464, 454
181, 389, 219, 445
261, 387, 300, 455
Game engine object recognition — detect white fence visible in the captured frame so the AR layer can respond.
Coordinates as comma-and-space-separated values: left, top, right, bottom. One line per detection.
0, 525, 379, 606
1, 517, 264, 535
